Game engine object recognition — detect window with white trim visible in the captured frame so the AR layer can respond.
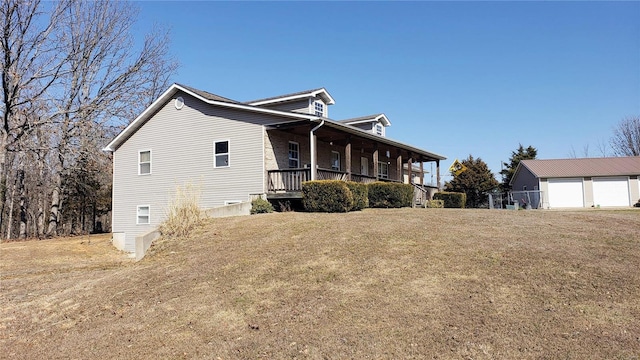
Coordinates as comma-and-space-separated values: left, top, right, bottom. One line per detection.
137, 205, 150, 225
288, 141, 299, 168
314, 102, 324, 117
378, 161, 389, 179
375, 124, 384, 136
331, 151, 340, 171
214, 140, 230, 168
139, 150, 151, 175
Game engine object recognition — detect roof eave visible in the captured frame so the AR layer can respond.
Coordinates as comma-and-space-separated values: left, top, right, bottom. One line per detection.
316, 118, 446, 161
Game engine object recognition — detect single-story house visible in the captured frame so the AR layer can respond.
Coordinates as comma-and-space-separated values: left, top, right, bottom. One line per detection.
510, 157, 640, 209
104, 83, 446, 253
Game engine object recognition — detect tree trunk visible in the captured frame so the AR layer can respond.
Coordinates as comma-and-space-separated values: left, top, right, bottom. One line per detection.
5, 178, 15, 239
47, 169, 61, 237
0, 131, 8, 233
18, 170, 26, 239
37, 202, 45, 239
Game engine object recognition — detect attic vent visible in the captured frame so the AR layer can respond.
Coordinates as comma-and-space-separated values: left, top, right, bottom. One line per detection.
175, 96, 184, 110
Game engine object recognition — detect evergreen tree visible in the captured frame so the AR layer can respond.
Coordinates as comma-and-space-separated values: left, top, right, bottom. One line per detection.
445, 155, 499, 208
500, 144, 537, 191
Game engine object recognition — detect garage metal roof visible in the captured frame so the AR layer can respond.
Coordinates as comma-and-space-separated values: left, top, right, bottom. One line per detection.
518, 157, 640, 178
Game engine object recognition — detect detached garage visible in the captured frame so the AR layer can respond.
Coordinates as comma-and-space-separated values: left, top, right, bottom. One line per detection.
511, 157, 640, 209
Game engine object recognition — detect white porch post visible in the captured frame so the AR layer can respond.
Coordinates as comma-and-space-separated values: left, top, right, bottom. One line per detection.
310, 120, 324, 180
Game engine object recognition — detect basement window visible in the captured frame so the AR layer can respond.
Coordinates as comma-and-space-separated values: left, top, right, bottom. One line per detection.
137, 205, 150, 225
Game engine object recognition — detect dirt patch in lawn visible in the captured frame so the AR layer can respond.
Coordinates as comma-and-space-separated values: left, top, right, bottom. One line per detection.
1, 209, 639, 359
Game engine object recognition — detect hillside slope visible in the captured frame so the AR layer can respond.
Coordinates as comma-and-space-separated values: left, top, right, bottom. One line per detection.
2, 209, 639, 359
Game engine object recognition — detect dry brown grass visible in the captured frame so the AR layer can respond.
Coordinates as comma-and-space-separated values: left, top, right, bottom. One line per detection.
1, 209, 639, 359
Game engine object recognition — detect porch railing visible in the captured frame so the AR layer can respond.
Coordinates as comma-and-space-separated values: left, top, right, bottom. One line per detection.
351, 174, 378, 184
317, 168, 348, 181
267, 168, 311, 192
267, 168, 404, 192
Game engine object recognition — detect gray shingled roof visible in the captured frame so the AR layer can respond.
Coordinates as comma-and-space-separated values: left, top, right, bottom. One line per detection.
520, 157, 640, 178
245, 88, 326, 104
176, 83, 240, 104
338, 114, 384, 124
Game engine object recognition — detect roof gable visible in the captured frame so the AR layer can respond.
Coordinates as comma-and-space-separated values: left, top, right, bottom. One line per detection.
514, 157, 640, 182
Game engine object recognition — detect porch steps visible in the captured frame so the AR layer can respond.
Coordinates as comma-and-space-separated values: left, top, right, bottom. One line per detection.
412, 183, 430, 208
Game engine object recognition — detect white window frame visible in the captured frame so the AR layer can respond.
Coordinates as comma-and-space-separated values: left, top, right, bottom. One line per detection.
314, 101, 324, 117
288, 141, 300, 168
213, 140, 230, 168
331, 151, 340, 171
138, 149, 151, 175
361, 157, 369, 176
378, 161, 389, 179
375, 124, 384, 136
137, 205, 150, 225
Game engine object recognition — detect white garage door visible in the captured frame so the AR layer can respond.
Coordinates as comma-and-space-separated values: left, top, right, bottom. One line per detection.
548, 178, 584, 208
593, 177, 630, 207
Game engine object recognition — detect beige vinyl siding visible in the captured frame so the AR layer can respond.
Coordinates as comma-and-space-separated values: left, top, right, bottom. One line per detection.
259, 99, 312, 114
112, 92, 289, 252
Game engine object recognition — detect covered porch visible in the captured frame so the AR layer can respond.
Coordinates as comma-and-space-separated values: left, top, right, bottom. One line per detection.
264, 119, 445, 200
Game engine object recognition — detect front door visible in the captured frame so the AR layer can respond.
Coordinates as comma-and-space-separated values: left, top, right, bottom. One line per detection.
361, 157, 368, 176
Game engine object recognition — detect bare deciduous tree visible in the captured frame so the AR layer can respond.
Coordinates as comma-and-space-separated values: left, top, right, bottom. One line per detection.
45, 0, 177, 236
610, 116, 640, 157
1, 0, 70, 232
1, 0, 177, 239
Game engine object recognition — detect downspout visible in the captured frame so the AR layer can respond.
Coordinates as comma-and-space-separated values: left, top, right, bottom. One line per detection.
310, 119, 325, 180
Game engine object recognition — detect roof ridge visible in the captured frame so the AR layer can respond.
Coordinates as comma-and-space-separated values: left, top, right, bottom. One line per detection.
338, 114, 385, 123
175, 83, 240, 104
245, 88, 328, 104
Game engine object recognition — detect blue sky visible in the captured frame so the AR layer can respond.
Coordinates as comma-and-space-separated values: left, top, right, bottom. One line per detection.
136, 1, 639, 181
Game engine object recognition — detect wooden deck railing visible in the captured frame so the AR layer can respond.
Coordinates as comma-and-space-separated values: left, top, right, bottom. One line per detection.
317, 168, 348, 181
267, 168, 311, 192
350, 174, 378, 184
267, 168, 403, 192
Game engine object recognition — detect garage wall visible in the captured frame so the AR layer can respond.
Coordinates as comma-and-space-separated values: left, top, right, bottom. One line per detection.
632, 176, 640, 204
583, 178, 594, 207
518, 169, 640, 209
543, 176, 638, 209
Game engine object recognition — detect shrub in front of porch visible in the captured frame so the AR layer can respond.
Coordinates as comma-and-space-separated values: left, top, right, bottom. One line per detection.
426, 199, 445, 208
251, 198, 274, 214
302, 180, 354, 213
433, 192, 466, 208
346, 182, 369, 210
367, 182, 413, 208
